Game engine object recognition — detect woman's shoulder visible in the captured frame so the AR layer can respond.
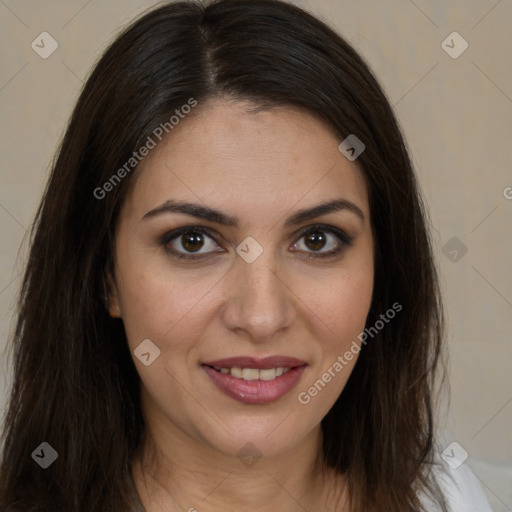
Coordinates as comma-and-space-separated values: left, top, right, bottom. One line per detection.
419, 457, 493, 511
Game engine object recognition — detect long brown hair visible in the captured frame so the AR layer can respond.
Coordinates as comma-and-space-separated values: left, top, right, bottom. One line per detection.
0, 1, 447, 510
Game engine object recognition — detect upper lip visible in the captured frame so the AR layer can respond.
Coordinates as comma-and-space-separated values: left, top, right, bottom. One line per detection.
202, 356, 307, 369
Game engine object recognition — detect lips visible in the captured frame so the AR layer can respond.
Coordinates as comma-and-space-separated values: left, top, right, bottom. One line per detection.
202, 355, 307, 369
201, 355, 307, 405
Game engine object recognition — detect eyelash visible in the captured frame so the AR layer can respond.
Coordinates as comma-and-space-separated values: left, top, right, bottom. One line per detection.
160, 224, 355, 261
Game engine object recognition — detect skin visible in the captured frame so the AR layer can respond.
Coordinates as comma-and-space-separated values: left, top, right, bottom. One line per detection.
107, 99, 374, 512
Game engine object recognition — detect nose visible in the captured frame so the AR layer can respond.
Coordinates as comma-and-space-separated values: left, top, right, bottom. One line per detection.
221, 247, 296, 343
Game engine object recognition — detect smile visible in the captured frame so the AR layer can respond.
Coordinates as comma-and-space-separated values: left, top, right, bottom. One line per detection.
208, 366, 292, 380
201, 356, 307, 405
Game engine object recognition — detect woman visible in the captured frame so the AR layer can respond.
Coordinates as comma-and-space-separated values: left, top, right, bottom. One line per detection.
0, 0, 493, 510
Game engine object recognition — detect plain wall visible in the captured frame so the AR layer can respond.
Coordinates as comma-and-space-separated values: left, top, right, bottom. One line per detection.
0, 1, 510, 509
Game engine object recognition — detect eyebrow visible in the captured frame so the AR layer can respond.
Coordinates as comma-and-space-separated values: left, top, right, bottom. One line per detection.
142, 198, 365, 226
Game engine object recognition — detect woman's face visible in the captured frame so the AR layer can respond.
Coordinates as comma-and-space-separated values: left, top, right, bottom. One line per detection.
108, 99, 374, 460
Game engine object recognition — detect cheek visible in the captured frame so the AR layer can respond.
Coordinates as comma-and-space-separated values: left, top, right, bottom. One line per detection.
116, 267, 207, 411
116, 263, 220, 351
294, 258, 374, 346
330, 274, 373, 338
293, 257, 373, 409
304, 274, 373, 380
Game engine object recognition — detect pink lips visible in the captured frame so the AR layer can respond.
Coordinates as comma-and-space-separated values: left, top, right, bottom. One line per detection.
202, 356, 307, 405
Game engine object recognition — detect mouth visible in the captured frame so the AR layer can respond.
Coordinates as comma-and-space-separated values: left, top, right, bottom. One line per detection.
206, 365, 293, 380
201, 356, 307, 405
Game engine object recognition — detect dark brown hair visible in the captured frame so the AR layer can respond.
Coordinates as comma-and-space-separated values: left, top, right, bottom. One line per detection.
0, 0, 447, 510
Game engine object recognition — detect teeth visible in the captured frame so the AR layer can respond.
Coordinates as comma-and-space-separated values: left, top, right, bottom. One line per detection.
259, 368, 276, 381
242, 368, 259, 381
231, 367, 243, 378
214, 366, 291, 381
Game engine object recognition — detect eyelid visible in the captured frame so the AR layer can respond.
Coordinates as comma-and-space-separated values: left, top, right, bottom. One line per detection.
292, 223, 354, 245
160, 223, 354, 260
290, 224, 355, 259
160, 225, 217, 245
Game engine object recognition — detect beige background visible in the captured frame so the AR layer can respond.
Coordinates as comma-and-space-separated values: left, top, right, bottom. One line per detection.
0, 0, 510, 509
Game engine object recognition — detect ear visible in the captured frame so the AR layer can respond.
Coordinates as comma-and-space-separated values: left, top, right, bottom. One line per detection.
105, 272, 122, 318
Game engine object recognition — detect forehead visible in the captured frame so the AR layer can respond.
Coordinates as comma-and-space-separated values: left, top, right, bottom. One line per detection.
123, 99, 370, 224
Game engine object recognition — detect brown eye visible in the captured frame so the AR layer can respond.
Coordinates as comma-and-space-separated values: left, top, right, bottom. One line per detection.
181, 231, 205, 253
304, 230, 327, 251
162, 227, 221, 259
291, 225, 354, 259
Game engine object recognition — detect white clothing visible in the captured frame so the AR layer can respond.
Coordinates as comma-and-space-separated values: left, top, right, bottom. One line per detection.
420, 461, 493, 511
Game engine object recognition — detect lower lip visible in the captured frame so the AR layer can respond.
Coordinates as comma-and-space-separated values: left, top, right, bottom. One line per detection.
202, 365, 307, 405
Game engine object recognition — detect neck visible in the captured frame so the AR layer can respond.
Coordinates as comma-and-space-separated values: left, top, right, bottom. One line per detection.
132, 406, 347, 511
